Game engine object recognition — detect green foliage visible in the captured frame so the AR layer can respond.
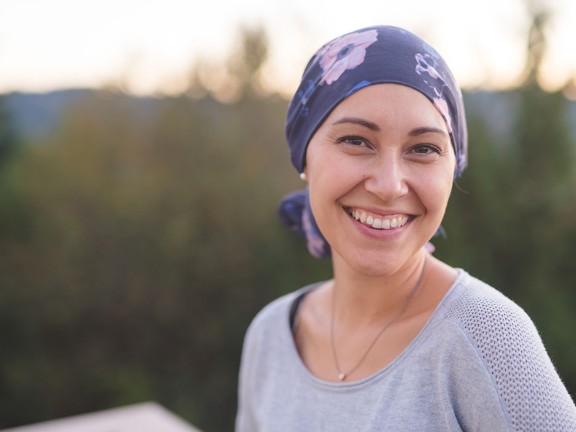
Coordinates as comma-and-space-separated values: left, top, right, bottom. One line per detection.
0, 89, 330, 431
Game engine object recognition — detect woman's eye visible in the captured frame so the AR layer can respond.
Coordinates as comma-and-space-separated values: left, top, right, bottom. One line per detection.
412, 144, 441, 155
339, 136, 367, 147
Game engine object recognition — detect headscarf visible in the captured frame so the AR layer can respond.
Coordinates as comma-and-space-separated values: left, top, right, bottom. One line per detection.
278, 25, 468, 258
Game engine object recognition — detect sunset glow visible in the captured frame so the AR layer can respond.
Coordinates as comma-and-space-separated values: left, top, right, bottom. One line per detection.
0, 0, 574, 96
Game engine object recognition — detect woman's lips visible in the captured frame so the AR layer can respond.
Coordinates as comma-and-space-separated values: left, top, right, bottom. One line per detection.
347, 208, 410, 230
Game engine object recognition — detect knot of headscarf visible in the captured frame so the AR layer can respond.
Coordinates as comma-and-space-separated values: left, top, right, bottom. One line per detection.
278, 25, 468, 258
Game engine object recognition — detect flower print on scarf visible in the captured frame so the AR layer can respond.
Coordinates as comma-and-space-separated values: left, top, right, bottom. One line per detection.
302, 205, 329, 258
317, 29, 378, 85
415, 52, 452, 133
293, 79, 316, 118
433, 97, 453, 133
415, 52, 445, 90
415, 53, 440, 76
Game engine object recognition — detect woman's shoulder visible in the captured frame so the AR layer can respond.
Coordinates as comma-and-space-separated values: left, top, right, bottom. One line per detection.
440, 270, 534, 335
438, 270, 544, 356
436, 270, 576, 430
429, 270, 543, 371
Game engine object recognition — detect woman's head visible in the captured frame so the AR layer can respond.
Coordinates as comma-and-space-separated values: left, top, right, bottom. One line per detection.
279, 25, 467, 259
285, 25, 467, 177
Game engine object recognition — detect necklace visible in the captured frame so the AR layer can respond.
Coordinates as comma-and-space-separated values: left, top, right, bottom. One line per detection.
330, 257, 428, 382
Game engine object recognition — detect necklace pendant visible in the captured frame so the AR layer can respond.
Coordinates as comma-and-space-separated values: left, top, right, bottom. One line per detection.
338, 372, 346, 381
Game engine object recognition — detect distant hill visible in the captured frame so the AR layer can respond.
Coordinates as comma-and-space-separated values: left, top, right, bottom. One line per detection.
3, 88, 576, 142
3, 88, 160, 141
4, 88, 94, 140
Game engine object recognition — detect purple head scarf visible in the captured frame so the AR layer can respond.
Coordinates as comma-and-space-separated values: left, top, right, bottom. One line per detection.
278, 25, 468, 258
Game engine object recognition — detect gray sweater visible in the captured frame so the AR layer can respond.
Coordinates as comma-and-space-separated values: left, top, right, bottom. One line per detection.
235, 270, 576, 431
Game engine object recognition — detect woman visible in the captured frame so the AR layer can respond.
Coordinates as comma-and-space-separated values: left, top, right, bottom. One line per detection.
235, 25, 576, 431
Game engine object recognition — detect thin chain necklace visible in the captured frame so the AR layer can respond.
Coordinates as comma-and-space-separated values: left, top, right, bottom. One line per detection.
330, 257, 428, 382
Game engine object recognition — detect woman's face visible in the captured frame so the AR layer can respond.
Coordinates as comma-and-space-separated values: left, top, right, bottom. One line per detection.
304, 83, 456, 277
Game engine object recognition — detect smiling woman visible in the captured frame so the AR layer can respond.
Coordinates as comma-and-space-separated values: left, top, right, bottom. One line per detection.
234, 25, 576, 431
304, 84, 455, 279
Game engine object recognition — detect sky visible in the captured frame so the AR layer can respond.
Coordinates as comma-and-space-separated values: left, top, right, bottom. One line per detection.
1, 0, 575, 97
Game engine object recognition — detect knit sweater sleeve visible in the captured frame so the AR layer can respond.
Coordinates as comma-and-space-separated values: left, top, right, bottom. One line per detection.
444, 277, 576, 431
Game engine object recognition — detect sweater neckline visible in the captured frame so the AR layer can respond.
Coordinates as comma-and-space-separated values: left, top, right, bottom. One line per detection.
284, 269, 469, 390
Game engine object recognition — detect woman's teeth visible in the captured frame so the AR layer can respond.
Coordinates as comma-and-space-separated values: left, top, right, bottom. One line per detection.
351, 209, 409, 230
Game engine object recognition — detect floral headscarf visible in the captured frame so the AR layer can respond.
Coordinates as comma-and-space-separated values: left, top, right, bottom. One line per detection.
279, 25, 468, 258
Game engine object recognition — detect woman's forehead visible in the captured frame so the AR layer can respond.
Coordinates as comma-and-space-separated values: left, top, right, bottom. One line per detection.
325, 84, 449, 133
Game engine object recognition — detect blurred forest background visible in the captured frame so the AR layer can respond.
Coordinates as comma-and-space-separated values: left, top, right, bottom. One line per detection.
1, 5, 576, 432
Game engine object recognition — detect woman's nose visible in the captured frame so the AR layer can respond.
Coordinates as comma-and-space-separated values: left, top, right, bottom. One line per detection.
362, 154, 409, 202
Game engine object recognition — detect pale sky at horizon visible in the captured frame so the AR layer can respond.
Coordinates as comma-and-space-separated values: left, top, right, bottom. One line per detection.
1, 0, 575, 97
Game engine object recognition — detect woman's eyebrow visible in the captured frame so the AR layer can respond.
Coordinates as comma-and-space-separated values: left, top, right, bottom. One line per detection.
331, 117, 380, 131
330, 119, 448, 138
409, 126, 448, 137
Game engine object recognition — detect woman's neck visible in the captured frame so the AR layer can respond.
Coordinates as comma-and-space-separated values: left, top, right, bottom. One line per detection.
330, 249, 429, 325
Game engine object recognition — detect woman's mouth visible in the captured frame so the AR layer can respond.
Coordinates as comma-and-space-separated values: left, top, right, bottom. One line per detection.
348, 208, 410, 230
